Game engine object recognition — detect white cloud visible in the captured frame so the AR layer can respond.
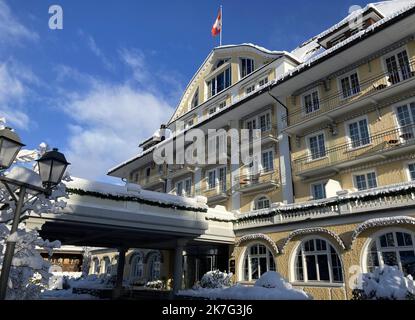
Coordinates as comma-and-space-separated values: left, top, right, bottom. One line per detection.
79, 30, 114, 71
0, 62, 31, 129
64, 82, 173, 181
0, 0, 38, 44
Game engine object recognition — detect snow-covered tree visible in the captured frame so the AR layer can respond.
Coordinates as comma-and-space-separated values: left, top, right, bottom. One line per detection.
0, 122, 69, 299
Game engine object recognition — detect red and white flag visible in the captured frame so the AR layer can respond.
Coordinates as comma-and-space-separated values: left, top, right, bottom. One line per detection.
211, 8, 222, 37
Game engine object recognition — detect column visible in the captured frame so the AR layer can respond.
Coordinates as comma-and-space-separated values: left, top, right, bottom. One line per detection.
113, 247, 127, 299
276, 101, 294, 203
172, 239, 187, 295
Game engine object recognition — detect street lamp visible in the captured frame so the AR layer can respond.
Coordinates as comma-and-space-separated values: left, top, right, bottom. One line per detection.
0, 131, 69, 299
37, 148, 70, 191
0, 128, 25, 170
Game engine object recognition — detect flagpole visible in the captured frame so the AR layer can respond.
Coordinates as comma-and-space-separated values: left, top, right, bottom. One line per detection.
220, 5, 223, 46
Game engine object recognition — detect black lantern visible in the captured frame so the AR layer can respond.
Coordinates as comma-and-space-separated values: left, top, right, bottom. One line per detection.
0, 127, 25, 170
36, 148, 70, 189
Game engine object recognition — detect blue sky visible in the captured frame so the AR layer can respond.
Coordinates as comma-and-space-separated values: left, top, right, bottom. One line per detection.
1, 0, 371, 182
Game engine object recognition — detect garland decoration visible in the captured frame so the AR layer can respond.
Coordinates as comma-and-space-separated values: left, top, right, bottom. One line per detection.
67, 188, 207, 213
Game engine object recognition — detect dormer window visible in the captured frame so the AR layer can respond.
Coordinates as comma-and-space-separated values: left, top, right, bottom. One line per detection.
240, 58, 255, 78
191, 89, 199, 109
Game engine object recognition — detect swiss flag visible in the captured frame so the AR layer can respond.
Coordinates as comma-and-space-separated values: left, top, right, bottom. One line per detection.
211, 9, 222, 37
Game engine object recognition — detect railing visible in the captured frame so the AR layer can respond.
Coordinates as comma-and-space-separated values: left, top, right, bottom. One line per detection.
142, 174, 165, 187
234, 181, 415, 230
293, 124, 415, 175
283, 59, 415, 127
238, 170, 279, 190
204, 184, 228, 199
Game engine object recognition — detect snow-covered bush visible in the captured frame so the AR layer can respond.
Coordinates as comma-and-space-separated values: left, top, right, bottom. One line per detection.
145, 280, 165, 290
66, 274, 116, 289
179, 271, 311, 300
352, 266, 415, 300
197, 270, 233, 289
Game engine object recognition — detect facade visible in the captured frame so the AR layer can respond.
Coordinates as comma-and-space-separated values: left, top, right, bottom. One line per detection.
88, 1, 415, 299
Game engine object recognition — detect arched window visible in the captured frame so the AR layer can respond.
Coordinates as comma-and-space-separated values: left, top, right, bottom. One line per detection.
366, 230, 415, 277
243, 243, 276, 281
148, 252, 161, 281
130, 252, 144, 279
191, 89, 199, 109
102, 257, 111, 275
294, 238, 343, 283
253, 196, 270, 210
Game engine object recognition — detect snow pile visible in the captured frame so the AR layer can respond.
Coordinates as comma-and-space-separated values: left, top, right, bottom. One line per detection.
197, 270, 233, 289
145, 280, 165, 290
353, 266, 415, 300
179, 271, 310, 300
66, 274, 116, 289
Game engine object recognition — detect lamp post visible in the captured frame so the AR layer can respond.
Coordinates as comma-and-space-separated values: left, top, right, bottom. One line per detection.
0, 129, 69, 300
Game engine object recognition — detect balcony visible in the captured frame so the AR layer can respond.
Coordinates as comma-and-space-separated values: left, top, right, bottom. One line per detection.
166, 164, 194, 180
283, 59, 415, 134
142, 175, 165, 189
204, 185, 229, 204
293, 124, 415, 179
234, 181, 415, 231
237, 170, 279, 193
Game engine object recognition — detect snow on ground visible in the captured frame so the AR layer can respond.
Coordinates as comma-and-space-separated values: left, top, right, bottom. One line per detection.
178, 272, 311, 300
40, 289, 100, 300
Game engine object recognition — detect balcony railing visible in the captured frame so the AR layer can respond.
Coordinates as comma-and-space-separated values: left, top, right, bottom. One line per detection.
283, 59, 415, 128
238, 170, 279, 191
234, 181, 415, 230
293, 124, 415, 177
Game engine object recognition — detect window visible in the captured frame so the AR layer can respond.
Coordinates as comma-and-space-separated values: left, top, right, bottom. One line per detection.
218, 167, 226, 192
385, 50, 412, 85
209, 107, 217, 115
261, 149, 274, 172
207, 170, 216, 189
354, 171, 377, 191
395, 102, 415, 140
366, 230, 415, 277
145, 167, 151, 183
131, 253, 144, 279
92, 258, 100, 274
311, 182, 327, 200
243, 244, 275, 281
258, 77, 268, 87
176, 178, 192, 196
208, 67, 231, 98
245, 84, 255, 95
347, 117, 370, 148
184, 118, 194, 129
191, 89, 199, 109
148, 252, 161, 281
240, 58, 255, 78
218, 100, 227, 109
246, 112, 271, 134
254, 196, 270, 210
408, 163, 415, 181
340, 72, 360, 98
308, 133, 326, 160
295, 238, 343, 283
303, 90, 320, 114
102, 257, 111, 275
259, 113, 271, 132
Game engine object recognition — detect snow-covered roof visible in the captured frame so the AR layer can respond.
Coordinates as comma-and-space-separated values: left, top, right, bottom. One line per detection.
290, 0, 415, 63
65, 177, 208, 212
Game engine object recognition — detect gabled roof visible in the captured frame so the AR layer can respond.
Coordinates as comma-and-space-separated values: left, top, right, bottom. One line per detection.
167, 43, 298, 124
